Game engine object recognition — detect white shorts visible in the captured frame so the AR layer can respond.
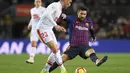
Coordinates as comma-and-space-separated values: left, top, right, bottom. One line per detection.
37, 29, 57, 44
30, 30, 39, 41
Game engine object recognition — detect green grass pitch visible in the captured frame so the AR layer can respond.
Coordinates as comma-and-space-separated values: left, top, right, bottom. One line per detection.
0, 53, 130, 73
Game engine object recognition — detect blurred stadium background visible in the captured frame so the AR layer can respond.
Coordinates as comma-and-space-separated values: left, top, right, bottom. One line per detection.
0, 0, 130, 73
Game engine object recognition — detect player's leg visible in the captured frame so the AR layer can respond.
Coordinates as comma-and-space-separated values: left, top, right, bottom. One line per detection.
45, 40, 67, 73
84, 46, 108, 66
49, 46, 79, 72
49, 54, 70, 72
37, 30, 66, 73
43, 53, 55, 72
49, 31, 66, 71
37, 30, 56, 72
26, 31, 38, 64
37, 30, 56, 73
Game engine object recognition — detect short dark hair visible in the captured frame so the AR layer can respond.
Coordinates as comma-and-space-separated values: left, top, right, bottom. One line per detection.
78, 6, 89, 12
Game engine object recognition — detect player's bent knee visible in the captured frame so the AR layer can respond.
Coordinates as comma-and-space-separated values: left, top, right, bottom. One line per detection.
85, 49, 95, 57
52, 46, 59, 54
51, 46, 59, 54
46, 40, 59, 54
52, 49, 59, 54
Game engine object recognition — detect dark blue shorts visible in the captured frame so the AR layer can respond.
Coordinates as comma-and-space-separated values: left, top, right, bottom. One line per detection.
64, 45, 92, 60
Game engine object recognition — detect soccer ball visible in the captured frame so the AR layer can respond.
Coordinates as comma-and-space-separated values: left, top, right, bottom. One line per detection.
75, 67, 87, 73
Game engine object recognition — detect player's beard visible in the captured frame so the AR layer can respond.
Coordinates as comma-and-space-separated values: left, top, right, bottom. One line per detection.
79, 17, 85, 21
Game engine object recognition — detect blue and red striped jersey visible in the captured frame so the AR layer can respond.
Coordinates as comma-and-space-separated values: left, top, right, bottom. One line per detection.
66, 15, 94, 46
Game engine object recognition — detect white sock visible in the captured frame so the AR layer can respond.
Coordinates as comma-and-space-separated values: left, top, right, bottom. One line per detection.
30, 47, 36, 59
44, 53, 55, 71
54, 50, 65, 70
44, 63, 51, 72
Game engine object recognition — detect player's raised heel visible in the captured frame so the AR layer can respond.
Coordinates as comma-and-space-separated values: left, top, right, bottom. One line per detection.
96, 56, 108, 66
26, 58, 34, 64
61, 69, 67, 73
40, 69, 49, 73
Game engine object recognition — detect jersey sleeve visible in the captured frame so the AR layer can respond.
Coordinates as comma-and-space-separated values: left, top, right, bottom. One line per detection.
55, 8, 61, 22
45, 4, 57, 26
88, 17, 95, 39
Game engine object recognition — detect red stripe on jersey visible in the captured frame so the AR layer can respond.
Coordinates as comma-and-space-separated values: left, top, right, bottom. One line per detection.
37, 30, 45, 44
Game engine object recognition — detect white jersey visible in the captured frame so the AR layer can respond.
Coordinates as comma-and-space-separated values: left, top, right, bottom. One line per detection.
29, 7, 45, 32
28, 6, 45, 41
36, 2, 62, 30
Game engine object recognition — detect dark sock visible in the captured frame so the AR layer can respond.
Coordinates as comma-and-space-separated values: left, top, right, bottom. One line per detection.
49, 62, 58, 72
90, 53, 98, 63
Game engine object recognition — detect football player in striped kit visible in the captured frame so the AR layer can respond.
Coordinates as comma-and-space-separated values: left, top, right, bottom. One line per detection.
49, 6, 108, 73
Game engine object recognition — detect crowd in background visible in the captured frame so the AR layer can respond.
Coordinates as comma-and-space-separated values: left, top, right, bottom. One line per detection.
0, 0, 130, 39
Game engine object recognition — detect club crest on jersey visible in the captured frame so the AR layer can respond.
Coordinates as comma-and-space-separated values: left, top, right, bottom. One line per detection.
33, 14, 39, 19
85, 23, 89, 27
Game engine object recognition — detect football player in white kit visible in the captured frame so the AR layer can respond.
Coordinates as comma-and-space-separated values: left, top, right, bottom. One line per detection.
26, 0, 45, 64
36, 0, 72, 73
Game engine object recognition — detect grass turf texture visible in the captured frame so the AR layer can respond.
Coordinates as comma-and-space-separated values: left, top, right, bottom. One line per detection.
0, 53, 130, 73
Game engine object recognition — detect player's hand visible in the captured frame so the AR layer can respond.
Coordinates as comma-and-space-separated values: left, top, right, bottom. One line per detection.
61, 14, 67, 19
55, 25, 66, 32
28, 25, 32, 30
92, 38, 96, 43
